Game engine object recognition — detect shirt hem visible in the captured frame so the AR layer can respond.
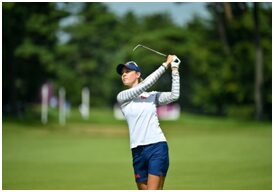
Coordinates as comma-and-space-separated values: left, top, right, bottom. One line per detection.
130, 138, 167, 149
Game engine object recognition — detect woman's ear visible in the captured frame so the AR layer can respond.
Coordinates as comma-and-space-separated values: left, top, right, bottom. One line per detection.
136, 72, 141, 78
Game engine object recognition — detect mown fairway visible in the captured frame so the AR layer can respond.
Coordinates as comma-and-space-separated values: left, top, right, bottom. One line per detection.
2, 109, 272, 189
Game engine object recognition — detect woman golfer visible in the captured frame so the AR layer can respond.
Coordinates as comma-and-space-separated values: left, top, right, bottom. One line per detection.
116, 55, 180, 190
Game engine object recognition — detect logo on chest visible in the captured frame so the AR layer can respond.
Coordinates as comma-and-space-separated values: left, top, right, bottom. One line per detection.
141, 95, 148, 99
140, 92, 150, 100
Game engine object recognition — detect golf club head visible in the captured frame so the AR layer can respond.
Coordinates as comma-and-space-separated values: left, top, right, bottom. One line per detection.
132, 44, 142, 52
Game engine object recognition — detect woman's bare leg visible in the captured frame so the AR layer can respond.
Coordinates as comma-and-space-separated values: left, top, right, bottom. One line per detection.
160, 176, 166, 189
147, 174, 166, 190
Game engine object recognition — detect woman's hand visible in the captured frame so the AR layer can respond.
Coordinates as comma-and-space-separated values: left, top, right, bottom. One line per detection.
162, 55, 174, 69
162, 55, 180, 72
166, 55, 175, 65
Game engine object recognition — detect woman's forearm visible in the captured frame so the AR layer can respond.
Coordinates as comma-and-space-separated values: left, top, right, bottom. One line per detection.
117, 65, 166, 105
157, 70, 180, 105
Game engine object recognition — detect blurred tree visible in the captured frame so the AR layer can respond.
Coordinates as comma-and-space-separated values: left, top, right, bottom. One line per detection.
3, 2, 68, 116
55, 3, 121, 106
209, 2, 231, 55
253, 2, 263, 120
3, 2, 271, 120
185, 2, 271, 119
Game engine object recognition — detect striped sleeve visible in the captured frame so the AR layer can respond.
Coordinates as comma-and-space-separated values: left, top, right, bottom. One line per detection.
117, 65, 166, 105
156, 70, 180, 105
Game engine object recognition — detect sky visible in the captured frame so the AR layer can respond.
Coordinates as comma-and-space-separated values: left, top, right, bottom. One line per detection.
103, 2, 210, 26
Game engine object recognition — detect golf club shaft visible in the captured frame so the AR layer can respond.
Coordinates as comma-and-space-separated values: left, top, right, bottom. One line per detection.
140, 45, 167, 57
134, 44, 167, 57
133, 44, 180, 64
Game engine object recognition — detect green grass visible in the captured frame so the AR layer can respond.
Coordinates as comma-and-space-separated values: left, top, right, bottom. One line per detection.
2, 109, 272, 189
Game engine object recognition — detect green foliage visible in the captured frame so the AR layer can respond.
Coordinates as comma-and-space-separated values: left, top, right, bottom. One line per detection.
179, 3, 272, 118
53, 3, 121, 106
3, 2, 68, 111
2, 2, 272, 120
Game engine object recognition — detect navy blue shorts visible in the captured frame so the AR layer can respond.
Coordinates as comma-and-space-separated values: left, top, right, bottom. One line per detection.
131, 141, 169, 183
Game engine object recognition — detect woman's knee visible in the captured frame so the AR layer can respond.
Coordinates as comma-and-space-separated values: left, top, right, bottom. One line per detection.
137, 181, 148, 190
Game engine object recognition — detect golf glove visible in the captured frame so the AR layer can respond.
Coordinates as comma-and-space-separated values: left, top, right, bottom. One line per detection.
171, 56, 181, 68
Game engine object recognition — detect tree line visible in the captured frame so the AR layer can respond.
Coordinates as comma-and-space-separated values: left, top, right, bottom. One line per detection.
3, 2, 272, 120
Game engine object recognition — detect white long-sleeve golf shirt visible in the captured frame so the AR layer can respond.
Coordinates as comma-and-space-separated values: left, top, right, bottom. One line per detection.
117, 65, 180, 149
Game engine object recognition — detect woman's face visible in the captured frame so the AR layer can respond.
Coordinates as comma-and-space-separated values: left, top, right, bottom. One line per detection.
121, 67, 140, 87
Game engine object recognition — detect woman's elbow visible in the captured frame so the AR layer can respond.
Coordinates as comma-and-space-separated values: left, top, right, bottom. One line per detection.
171, 92, 180, 102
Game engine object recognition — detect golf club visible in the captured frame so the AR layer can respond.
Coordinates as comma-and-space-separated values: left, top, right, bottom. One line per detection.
133, 44, 167, 57
133, 44, 180, 63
